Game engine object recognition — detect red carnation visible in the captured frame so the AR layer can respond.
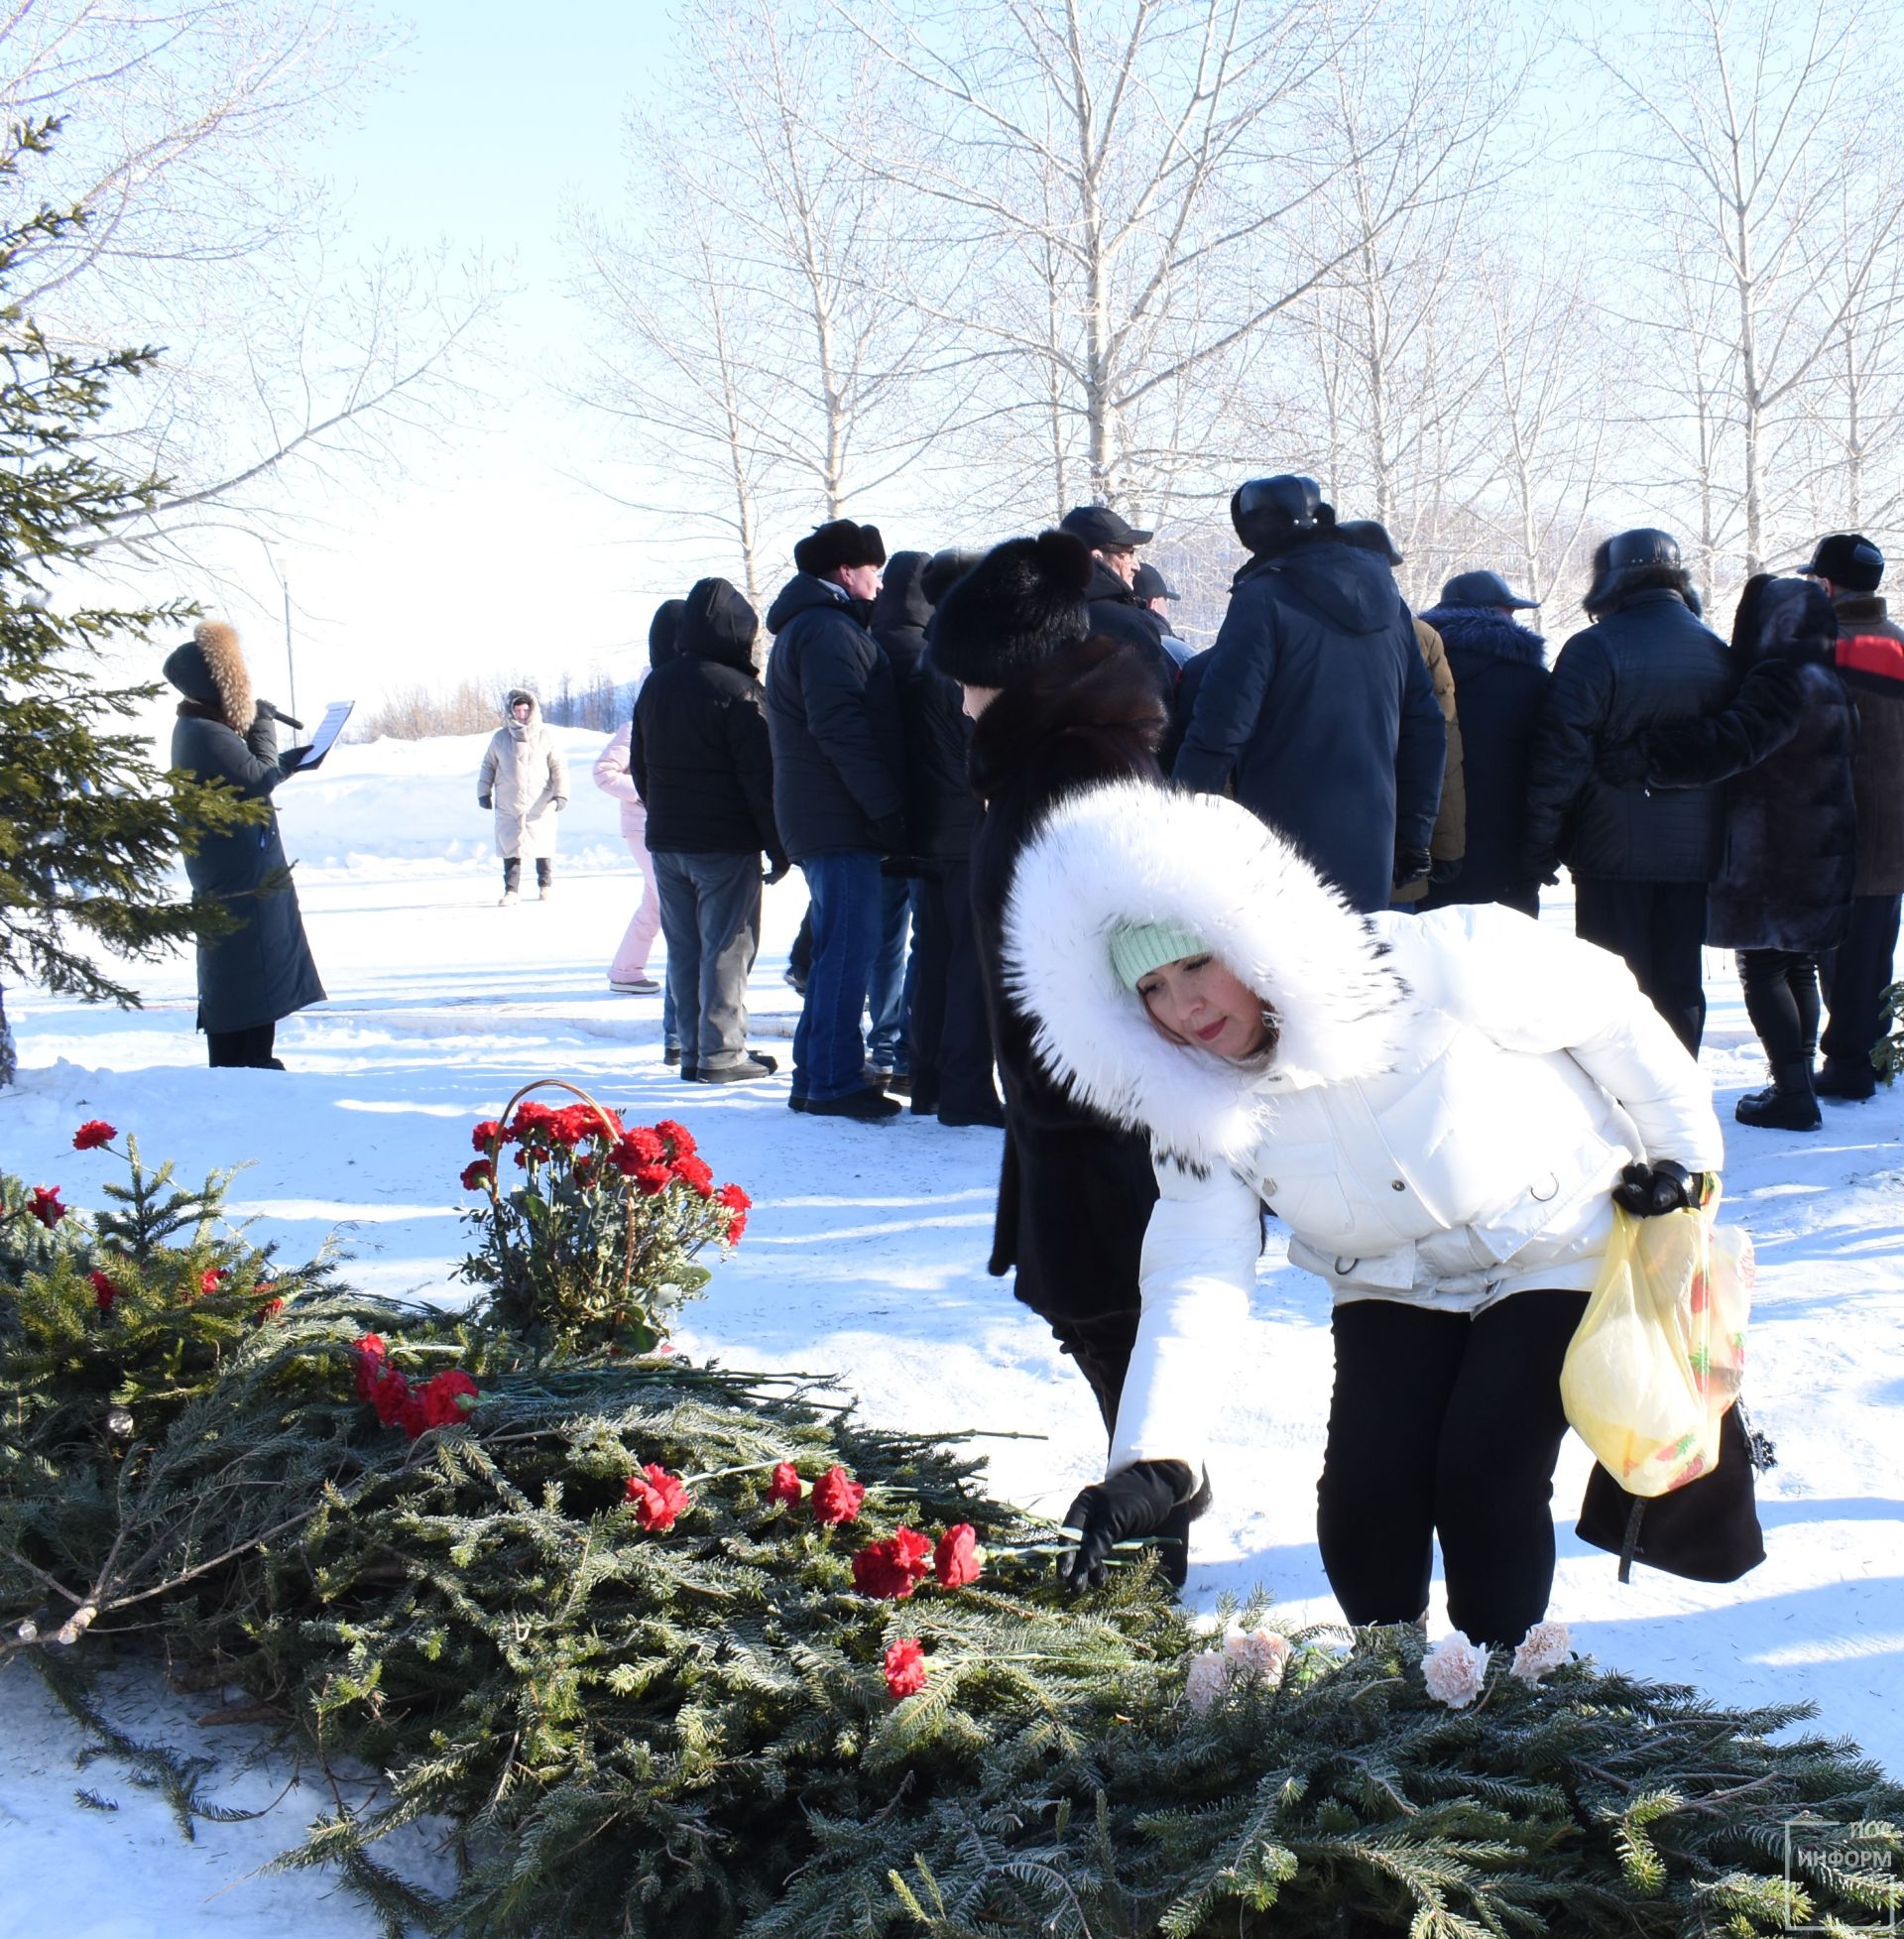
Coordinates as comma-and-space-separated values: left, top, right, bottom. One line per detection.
395, 1386, 430, 1440
717, 1182, 751, 1214
654, 1119, 696, 1159
633, 1161, 672, 1196
673, 1154, 714, 1197
851, 1527, 933, 1600
28, 1186, 64, 1229
199, 1268, 227, 1295
883, 1636, 928, 1698
258, 1296, 286, 1322
460, 1158, 494, 1191
72, 1120, 116, 1151
933, 1523, 983, 1589
352, 1333, 389, 1401
572, 1155, 597, 1187
89, 1270, 118, 1312
768, 1461, 803, 1507
370, 1365, 413, 1428
624, 1127, 666, 1164
418, 1369, 480, 1429
625, 1463, 691, 1531
470, 1120, 507, 1151
810, 1464, 866, 1525
545, 1107, 588, 1150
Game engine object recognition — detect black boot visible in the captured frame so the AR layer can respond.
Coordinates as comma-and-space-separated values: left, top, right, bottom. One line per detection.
1815, 1058, 1878, 1102
1734, 1060, 1822, 1131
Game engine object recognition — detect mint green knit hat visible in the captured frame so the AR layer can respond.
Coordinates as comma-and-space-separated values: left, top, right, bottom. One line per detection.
1107, 919, 1207, 992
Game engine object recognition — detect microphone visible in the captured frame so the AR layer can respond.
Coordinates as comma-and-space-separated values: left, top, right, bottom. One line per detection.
258, 699, 305, 730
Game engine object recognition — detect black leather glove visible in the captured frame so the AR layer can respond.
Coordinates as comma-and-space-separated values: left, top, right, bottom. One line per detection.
1428, 854, 1463, 887
479, 795, 493, 810
1057, 1458, 1197, 1592
871, 812, 907, 855
1598, 738, 1649, 787
1611, 1159, 1708, 1217
1391, 843, 1432, 894
1520, 848, 1561, 888
763, 858, 791, 886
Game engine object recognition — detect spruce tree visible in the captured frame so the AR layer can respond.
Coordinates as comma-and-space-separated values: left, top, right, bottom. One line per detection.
0, 118, 262, 1083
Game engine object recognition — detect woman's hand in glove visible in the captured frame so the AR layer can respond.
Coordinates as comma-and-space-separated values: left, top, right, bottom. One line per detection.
1057, 1458, 1196, 1592
1611, 1159, 1711, 1216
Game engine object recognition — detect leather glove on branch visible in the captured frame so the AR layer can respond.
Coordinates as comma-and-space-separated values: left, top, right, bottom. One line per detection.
1391, 843, 1432, 894
1611, 1159, 1711, 1217
1057, 1458, 1201, 1593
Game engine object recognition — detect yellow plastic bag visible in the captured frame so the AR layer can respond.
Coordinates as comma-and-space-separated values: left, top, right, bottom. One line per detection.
1560, 1189, 1755, 1498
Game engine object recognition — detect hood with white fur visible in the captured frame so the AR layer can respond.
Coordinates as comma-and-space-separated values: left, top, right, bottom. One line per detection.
1003, 783, 1413, 1169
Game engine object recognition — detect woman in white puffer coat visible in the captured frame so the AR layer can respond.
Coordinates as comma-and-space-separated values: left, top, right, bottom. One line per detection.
478, 689, 567, 904
1004, 781, 1724, 1644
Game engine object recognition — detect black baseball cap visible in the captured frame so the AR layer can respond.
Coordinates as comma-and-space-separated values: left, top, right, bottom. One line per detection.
1059, 504, 1153, 550
1132, 561, 1178, 601
1799, 533, 1884, 593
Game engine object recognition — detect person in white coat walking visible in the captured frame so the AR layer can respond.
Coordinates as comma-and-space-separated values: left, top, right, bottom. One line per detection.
1004, 780, 1724, 1644
478, 689, 567, 904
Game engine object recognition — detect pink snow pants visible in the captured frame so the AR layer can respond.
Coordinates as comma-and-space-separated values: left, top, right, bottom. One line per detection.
612, 805, 662, 981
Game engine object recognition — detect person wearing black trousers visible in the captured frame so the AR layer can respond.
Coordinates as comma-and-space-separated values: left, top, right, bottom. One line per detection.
869, 546, 1003, 1127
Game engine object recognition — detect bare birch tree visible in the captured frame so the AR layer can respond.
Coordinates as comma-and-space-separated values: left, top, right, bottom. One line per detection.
1594, 0, 1904, 578
1, 0, 498, 558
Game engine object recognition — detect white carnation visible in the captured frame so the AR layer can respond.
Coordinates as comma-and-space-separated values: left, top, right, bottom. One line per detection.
1421, 1633, 1489, 1709
1509, 1621, 1572, 1685
1185, 1649, 1228, 1715
1223, 1628, 1293, 1687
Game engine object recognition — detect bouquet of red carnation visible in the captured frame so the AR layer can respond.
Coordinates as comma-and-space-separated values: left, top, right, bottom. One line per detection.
456, 1079, 751, 1357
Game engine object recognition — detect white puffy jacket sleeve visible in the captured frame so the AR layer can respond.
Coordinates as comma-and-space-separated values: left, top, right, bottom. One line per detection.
1107, 1155, 1259, 1478
1418, 905, 1725, 1170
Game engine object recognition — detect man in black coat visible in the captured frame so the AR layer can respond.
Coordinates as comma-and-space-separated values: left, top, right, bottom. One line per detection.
633, 577, 785, 1084
1059, 503, 1179, 697
1521, 529, 1734, 1053
868, 548, 1002, 1128
1803, 534, 1904, 1102
931, 531, 1204, 1590
764, 517, 908, 1120
1172, 474, 1446, 913
1418, 569, 1550, 916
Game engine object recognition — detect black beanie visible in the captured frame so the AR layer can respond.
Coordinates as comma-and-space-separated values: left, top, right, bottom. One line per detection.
792, 519, 887, 576
926, 530, 1092, 687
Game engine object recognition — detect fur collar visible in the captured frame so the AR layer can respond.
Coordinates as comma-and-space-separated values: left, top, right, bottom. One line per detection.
969, 633, 1165, 803
191, 622, 252, 733
1416, 604, 1547, 667
1003, 783, 1413, 1168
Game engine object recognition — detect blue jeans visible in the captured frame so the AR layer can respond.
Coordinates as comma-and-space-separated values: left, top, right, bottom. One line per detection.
867, 873, 911, 1073
793, 850, 884, 1102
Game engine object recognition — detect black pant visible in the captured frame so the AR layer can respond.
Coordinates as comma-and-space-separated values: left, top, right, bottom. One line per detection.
1736, 948, 1821, 1069
1821, 893, 1903, 1072
207, 1022, 277, 1069
1317, 1291, 1589, 1647
503, 857, 552, 892
1572, 876, 1709, 1053
906, 862, 1000, 1119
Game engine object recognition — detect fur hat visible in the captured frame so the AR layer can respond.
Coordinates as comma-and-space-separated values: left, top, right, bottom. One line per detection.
793, 519, 887, 577
1004, 781, 1410, 1169
927, 529, 1093, 688
162, 620, 253, 733
919, 546, 985, 608
1730, 573, 1838, 667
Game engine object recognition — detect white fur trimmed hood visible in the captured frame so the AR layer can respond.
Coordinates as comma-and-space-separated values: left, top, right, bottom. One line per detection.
1003, 783, 1413, 1169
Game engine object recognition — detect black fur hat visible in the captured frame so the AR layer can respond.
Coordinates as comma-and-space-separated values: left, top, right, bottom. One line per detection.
793, 519, 887, 576
926, 530, 1093, 687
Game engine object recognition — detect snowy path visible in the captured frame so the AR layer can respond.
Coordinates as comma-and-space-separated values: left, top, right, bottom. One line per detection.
2, 733, 1902, 1935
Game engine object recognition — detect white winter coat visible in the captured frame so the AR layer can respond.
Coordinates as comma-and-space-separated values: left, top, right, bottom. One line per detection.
479, 692, 567, 860
592, 717, 648, 846
1004, 782, 1725, 1480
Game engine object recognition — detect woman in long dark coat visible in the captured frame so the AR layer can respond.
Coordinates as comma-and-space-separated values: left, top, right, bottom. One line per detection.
1605, 574, 1857, 1130
926, 532, 1196, 1583
165, 620, 324, 1068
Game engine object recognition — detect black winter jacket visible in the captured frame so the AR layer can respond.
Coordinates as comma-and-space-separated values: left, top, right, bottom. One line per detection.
1831, 594, 1904, 897
969, 634, 1170, 1386
1082, 556, 1179, 702
1612, 577, 1857, 953
164, 647, 325, 1036
1416, 604, 1550, 915
632, 579, 783, 864
1171, 539, 1446, 911
869, 553, 979, 866
1522, 588, 1734, 883
764, 572, 905, 860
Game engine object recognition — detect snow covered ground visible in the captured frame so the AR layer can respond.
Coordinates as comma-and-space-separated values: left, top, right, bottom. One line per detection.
2, 726, 1902, 1938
